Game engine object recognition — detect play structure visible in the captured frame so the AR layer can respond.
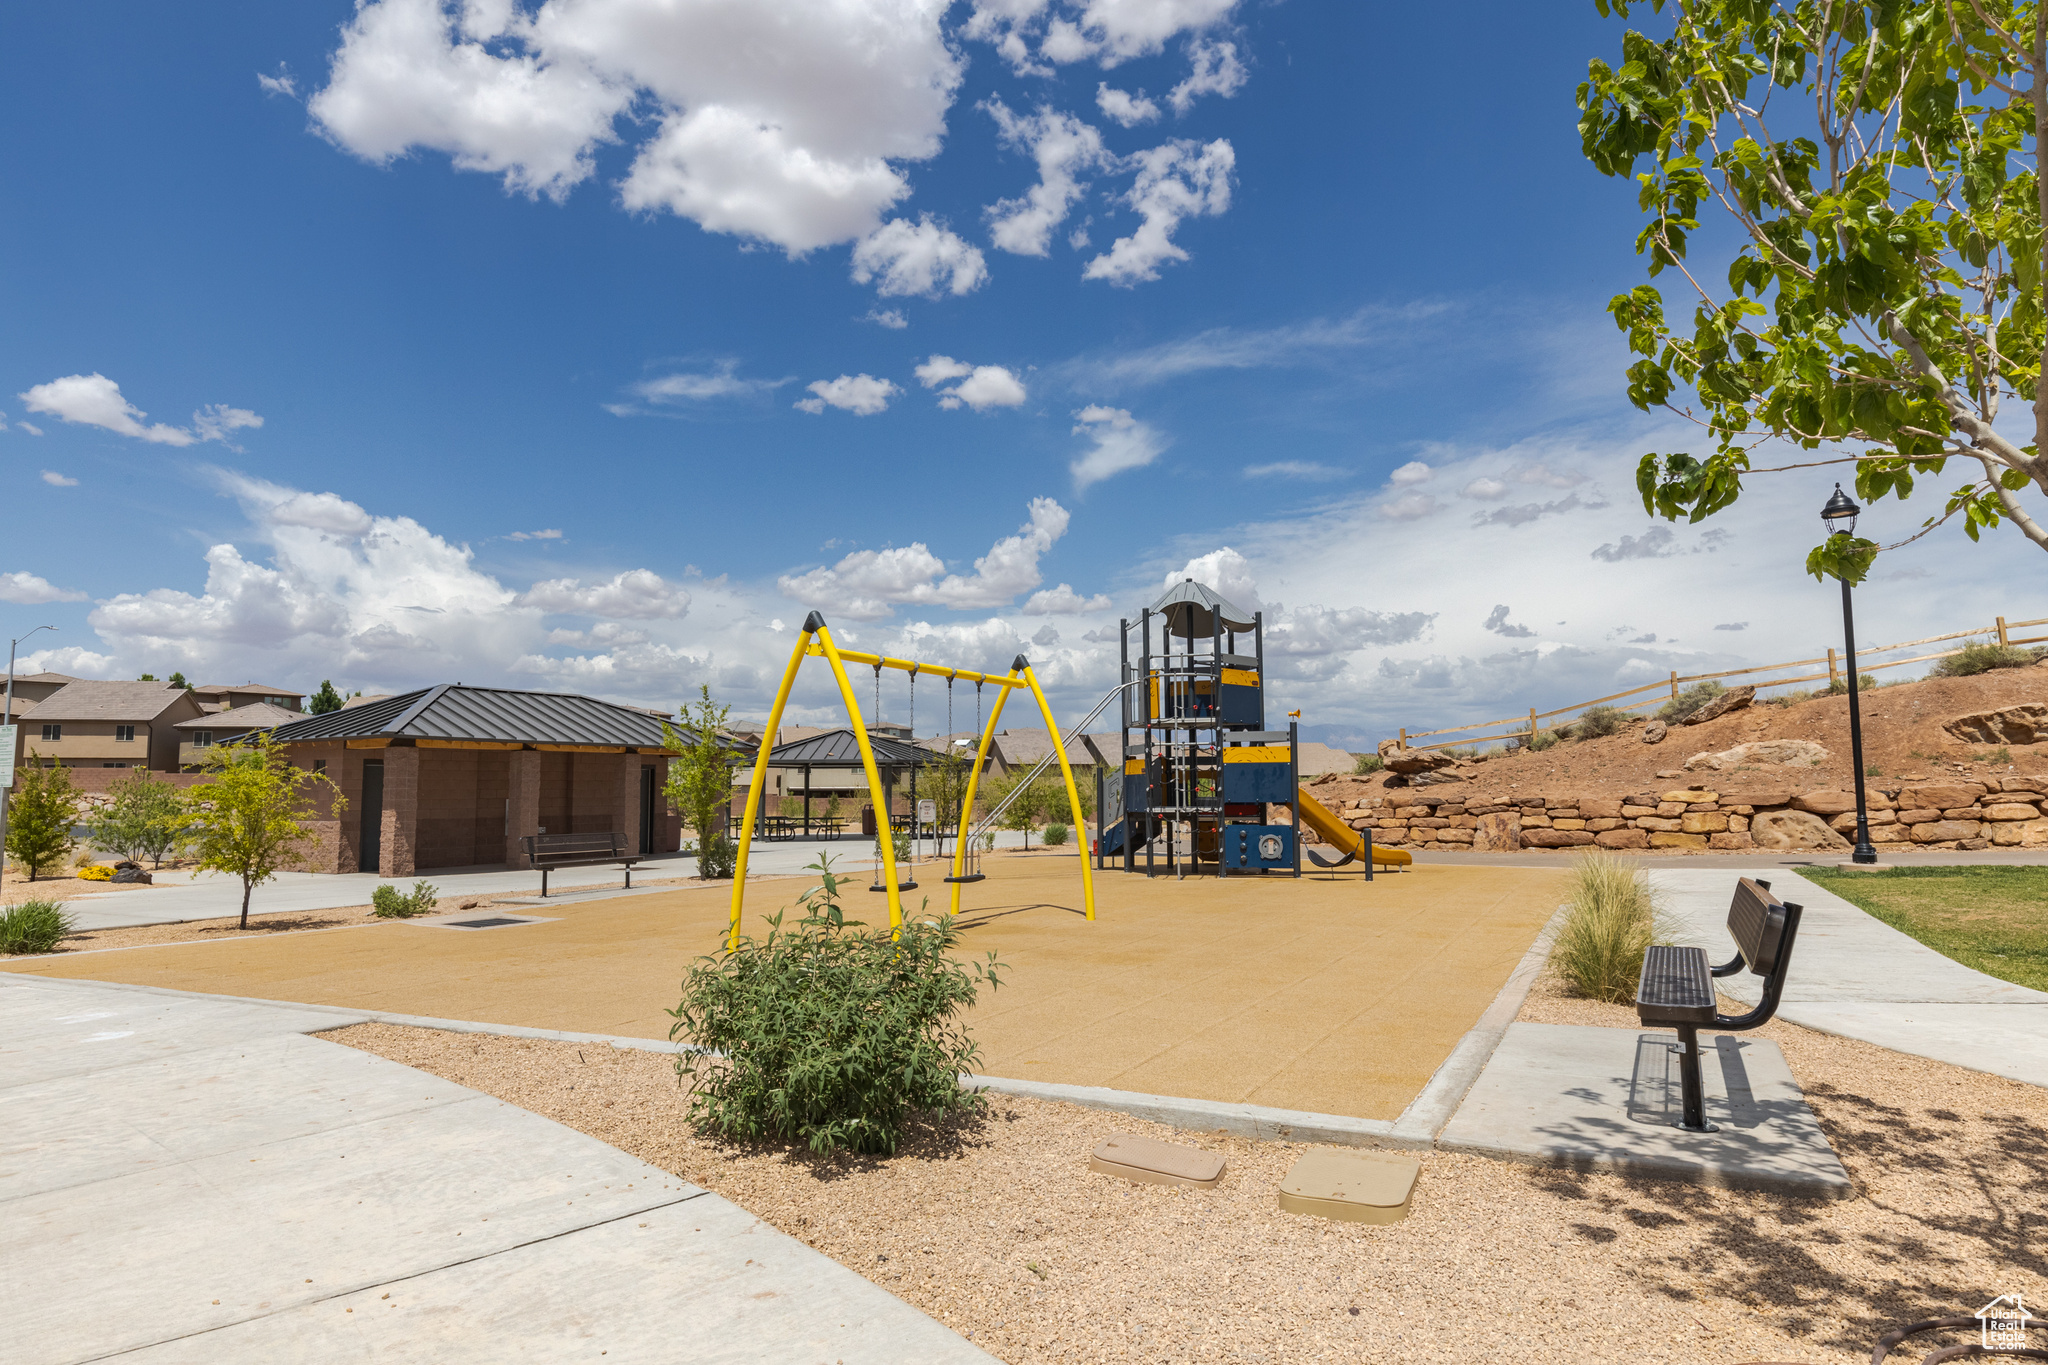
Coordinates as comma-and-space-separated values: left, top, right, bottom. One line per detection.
728, 611, 1096, 946
1096, 580, 1410, 878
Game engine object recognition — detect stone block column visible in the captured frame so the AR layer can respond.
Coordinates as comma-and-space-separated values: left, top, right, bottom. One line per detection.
379, 744, 419, 878
505, 749, 541, 868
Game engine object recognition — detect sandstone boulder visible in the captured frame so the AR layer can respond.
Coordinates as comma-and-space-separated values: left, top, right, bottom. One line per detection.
1522, 828, 1594, 848
1642, 720, 1668, 745
1376, 741, 1457, 775
1792, 789, 1858, 817
1472, 812, 1522, 852
1942, 703, 2048, 746
1911, 819, 1982, 843
1748, 808, 1851, 852
1595, 828, 1648, 849
1983, 802, 2041, 822
1898, 783, 1987, 811
1408, 770, 1466, 786
1683, 684, 1756, 725
1989, 817, 2048, 846
1683, 740, 1830, 772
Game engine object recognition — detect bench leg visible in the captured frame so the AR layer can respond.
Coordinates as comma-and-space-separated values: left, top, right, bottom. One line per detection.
1673, 1025, 1717, 1133
540, 868, 549, 899
623, 865, 632, 889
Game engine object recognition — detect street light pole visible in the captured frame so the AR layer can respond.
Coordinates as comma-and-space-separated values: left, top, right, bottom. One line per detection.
1, 625, 59, 889
1820, 486, 1877, 865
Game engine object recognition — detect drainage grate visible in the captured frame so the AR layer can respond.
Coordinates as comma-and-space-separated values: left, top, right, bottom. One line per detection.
448, 916, 533, 929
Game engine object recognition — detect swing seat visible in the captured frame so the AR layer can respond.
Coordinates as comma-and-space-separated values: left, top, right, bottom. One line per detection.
943, 872, 986, 884
869, 879, 919, 892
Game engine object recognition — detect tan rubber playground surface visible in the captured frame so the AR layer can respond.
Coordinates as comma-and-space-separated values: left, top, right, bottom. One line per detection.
4, 854, 1564, 1119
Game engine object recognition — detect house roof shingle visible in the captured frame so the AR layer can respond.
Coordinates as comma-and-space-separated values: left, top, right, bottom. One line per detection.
172, 702, 305, 732
21, 681, 191, 723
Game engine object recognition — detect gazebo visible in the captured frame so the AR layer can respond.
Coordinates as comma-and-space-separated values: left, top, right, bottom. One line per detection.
761, 727, 949, 838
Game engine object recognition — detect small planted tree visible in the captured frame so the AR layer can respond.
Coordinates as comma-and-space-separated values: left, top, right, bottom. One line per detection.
670, 854, 1005, 1155
663, 685, 744, 880
6, 754, 82, 882
84, 768, 188, 868
308, 680, 345, 714
183, 734, 345, 929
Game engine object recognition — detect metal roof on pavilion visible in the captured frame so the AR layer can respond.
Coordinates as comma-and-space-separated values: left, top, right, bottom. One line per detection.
1149, 578, 1257, 638
264, 683, 721, 751
763, 728, 943, 769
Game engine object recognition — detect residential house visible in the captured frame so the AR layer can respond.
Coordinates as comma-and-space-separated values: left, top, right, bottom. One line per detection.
0, 672, 83, 712
190, 682, 306, 715
8, 681, 206, 772
173, 701, 307, 770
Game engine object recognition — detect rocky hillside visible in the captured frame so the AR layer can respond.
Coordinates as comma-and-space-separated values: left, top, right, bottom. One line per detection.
1302, 661, 2048, 855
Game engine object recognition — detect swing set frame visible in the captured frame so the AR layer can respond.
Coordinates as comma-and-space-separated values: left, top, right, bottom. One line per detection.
727, 611, 1096, 947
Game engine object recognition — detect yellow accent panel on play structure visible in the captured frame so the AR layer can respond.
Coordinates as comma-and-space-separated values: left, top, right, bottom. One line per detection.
1295, 787, 1412, 867
1223, 746, 1291, 763
1220, 667, 1259, 687
1125, 758, 1145, 774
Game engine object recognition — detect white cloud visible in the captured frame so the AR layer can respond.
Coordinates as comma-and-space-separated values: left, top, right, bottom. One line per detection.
1022, 583, 1112, 614
257, 66, 298, 99
520, 569, 691, 619
545, 622, 649, 647
40, 471, 78, 487
966, 0, 1242, 69
1462, 477, 1507, 500
1168, 39, 1246, 112
864, 308, 909, 329
1082, 138, 1233, 285
794, 374, 900, 416
626, 361, 788, 405
1388, 461, 1431, 486
1379, 493, 1439, 520
778, 498, 1072, 618
1095, 84, 1159, 127
983, 100, 1109, 256
1166, 546, 1261, 612
19, 374, 260, 448
507, 528, 564, 541
915, 355, 1028, 410
1474, 491, 1603, 528
1482, 605, 1535, 638
309, 0, 960, 257
1069, 405, 1167, 488
0, 571, 87, 605
1068, 307, 1427, 388
15, 422, 42, 436
1246, 461, 1344, 480
1520, 462, 1585, 488
850, 216, 989, 298
265, 490, 377, 537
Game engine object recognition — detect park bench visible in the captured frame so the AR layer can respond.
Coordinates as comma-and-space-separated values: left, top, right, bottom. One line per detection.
1635, 876, 1805, 1133
519, 831, 644, 898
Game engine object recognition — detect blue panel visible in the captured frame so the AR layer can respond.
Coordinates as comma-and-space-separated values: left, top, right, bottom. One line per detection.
1219, 683, 1260, 725
1223, 824, 1294, 869
1221, 762, 1292, 804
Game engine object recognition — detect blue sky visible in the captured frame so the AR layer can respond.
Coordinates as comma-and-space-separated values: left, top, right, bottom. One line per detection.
3, 1, 2033, 744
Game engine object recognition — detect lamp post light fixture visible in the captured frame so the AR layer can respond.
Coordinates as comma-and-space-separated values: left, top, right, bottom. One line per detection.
1821, 485, 1878, 865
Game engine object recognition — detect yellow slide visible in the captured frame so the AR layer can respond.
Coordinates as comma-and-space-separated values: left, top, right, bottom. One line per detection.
1295, 787, 1413, 867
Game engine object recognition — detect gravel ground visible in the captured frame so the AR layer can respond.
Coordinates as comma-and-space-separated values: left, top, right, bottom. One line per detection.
331, 1003, 2047, 1365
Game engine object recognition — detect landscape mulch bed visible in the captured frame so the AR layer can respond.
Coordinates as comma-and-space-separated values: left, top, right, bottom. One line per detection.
332, 982, 2046, 1365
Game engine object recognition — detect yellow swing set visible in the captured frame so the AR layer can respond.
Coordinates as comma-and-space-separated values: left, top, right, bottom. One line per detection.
726, 611, 1096, 948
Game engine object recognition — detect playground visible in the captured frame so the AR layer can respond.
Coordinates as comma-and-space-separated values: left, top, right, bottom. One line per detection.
1, 854, 1562, 1119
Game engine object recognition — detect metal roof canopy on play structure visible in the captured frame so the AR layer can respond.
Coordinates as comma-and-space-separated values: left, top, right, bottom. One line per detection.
727, 610, 1097, 947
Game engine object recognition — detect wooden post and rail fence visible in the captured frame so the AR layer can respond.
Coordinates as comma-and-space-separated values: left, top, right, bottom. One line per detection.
1391, 613, 2048, 755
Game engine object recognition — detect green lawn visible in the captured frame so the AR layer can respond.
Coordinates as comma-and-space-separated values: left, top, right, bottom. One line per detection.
1802, 865, 2048, 993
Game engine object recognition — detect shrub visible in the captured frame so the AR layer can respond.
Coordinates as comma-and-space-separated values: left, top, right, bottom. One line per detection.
670, 856, 1004, 1155
1526, 728, 1561, 752
0, 900, 73, 954
696, 834, 737, 880
1825, 673, 1877, 694
1042, 823, 1069, 846
85, 768, 189, 868
1576, 705, 1629, 738
1551, 852, 1668, 1003
1353, 753, 1385, 775
1932, 642, 2047, 677
371, 880, 440, 918
6, 755, 81, 881
78, 864, 113, 882
1659, 680, 1725, 724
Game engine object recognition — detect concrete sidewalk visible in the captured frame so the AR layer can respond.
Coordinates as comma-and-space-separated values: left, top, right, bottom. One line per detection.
59, 832, 1053, 932
1649, 867, 2048, 1088
0, 974, 997, 1365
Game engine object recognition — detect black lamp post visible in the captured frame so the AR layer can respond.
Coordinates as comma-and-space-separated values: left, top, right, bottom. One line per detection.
1821, 484, 1878, 865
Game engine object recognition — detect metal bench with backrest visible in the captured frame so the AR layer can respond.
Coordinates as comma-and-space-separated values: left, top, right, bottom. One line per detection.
1635, 876, 1805, 1133
519, 831, 644, 898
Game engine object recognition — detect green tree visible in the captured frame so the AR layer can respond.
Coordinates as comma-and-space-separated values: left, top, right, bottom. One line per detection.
6, 754, 82, 881
308, 680, 345, 714
168, 671, 189, 690
182, 734, 344, 929
84, 768, 188, 867
1580, 0, 2048, 582
137, 673, 157, 682
663, 685, 745, 879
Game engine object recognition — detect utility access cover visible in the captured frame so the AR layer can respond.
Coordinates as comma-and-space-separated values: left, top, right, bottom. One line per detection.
448, 917, 535, 929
